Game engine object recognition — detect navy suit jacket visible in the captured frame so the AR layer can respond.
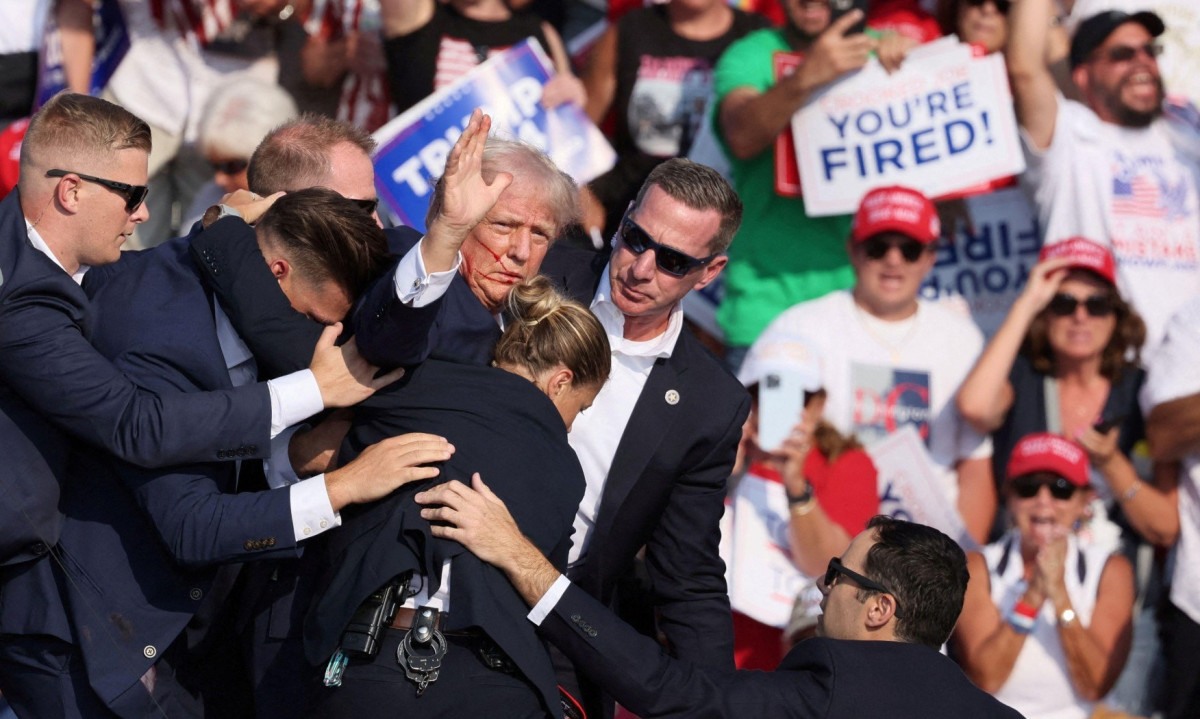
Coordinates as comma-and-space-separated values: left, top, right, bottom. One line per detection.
42, 236, 302, 717
305, 360, 585, 717
0, 191, 272, 568
542, 582, 1025, 719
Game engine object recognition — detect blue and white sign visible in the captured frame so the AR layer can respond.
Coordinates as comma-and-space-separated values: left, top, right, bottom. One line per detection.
921, 188, 1042, 338
372, 38, 615, 231
792, 39, 1024, 217
36, 0, 130, 108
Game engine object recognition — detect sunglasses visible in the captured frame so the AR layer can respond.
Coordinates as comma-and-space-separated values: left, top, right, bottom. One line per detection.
46, 168, 148, 213
963, 0, 1010, 12
349, 197, 379, 215
1098, 42, 1163, 65
823, 557, 904, 618
1047, 292, 1115, 318
1010, 474, 1080, 500
861, 236, 931, 263
617, 213, 719, 277
210, 158, 249, 175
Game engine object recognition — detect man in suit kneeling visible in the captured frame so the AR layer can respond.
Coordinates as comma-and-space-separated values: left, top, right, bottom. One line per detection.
417, 478, 1024, 718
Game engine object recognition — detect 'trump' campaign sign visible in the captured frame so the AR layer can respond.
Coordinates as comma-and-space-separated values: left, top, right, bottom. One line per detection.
372, 39, 615, 231
792, 38, 1025, 216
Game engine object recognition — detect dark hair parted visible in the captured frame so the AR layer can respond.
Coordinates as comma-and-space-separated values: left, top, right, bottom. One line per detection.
20, 92, 151, 178
860, 516, 970, 649
248, 114, 377, 195
633, 158, 743, 255
1021, 272, 1146, 381
256, 187, 390, 299
493, 276, 610, 390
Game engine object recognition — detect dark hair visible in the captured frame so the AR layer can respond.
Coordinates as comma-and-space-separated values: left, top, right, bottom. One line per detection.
493, 276, 610, 390
860, 516, 969, 649
248, 114, 377, 195
19, 92, 151, 184
256, 187, 390, 299
633, 158, 743, 254
1022, 272, 1146, 381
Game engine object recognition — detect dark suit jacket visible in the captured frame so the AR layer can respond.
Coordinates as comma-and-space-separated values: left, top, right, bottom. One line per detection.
542, 582, 1025, 719
42, 236, 302, 717
305, 360, 585, 718
0, 193, 273, 569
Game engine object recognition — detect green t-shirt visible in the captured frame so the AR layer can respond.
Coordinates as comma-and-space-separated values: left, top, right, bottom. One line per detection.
713, 28, 854, 347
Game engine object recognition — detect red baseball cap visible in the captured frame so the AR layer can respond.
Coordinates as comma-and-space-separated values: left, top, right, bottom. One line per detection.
1006, 433, 1089, 487
1038, 237, 1117, 285
852, 186, 940, 244
0, 118, 27, 197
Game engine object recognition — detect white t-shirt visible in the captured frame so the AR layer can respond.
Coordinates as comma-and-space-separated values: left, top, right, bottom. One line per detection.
1021, 97, 1200, 359
0, 0, 49, 54
1139, 295, 1200, 624
746, 290, 991, 506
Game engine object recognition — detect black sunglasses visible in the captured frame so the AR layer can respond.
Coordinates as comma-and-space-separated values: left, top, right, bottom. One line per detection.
823, 557, 904, 618
350, 197, 379, 215
1099, 42, 1163, 65
861, 236, 931, 263
1047, 292, 1114, 318
963, 0, 1010, 13
46, 168, 148, 213
210, 158, 249, 175
617, 213, 720, 277
1010, 474, 1080, 500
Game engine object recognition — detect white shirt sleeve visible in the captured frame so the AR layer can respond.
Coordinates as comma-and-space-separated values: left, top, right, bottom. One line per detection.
267, 371, 324, 438
526, 574, 572, 626
264, 423, 306, 489
1142, 297, 1200, 413
288, 474, 342, 542
392, 237, 461, 308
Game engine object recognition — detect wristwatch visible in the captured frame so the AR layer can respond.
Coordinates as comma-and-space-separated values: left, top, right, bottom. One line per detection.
1058, 607, 1077, 627
787, 483, 816, 516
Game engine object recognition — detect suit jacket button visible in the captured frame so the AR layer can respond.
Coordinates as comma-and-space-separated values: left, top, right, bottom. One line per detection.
30, 542, 48, 555
144, 645, 157, 659
588, 629, 598, 637
266, 538, 275, 547
248, 445, 258, 453
189, 588, 203, 601
244, 540, 254, 551
571, 615, 581, 622
217, 450, 226, 459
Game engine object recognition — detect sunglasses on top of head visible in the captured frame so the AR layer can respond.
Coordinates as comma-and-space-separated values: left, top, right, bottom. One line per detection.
1010, 474, 1080, 500
46, 169, 149, 213
861, 235, 931, 263
1047, 292, 1115, 318
962, 0, 1010, 13
617, 212, 720, 277
823, 557, 904, 618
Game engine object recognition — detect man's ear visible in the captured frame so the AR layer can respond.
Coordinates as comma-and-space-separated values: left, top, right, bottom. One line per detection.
54, 175, 82, 215
692, 255, 728, 291
865, 593, 899, 630
1072, 65, 1091, 98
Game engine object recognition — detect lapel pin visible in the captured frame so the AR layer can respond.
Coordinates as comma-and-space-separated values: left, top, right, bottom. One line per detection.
665, 389, 680, 405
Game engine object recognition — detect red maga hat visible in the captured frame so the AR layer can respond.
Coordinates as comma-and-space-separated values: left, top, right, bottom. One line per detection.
1038, 237, 1117, 285
1006, 433, 1090, 487
852, 186, 940, 244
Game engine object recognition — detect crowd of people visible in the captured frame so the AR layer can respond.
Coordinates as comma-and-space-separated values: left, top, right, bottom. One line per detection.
2, 0, 1200, 718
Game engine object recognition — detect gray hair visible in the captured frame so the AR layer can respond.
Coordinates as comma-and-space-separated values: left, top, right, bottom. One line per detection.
199, 78, 298, 161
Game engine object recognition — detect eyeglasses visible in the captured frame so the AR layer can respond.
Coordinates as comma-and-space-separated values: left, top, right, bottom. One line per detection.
1010, 474, 1080, 500
46, 169, 148, 213
617, 212, 720, 277
823, 557, 904, 618
1047, 292, 1115, 318
963, 0, 1010, 13
210, 158, 249, 175
861, 236, 931, 263
349, 197, 379, 215
1097, 42, 1163, 65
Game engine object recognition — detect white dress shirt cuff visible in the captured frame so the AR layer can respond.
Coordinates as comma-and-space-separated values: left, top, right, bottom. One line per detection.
264, 424, 306, 488
392, 237, 460, 308
526, 574, 571, 626
289, 475, 342, 542
267, 370, 323, 438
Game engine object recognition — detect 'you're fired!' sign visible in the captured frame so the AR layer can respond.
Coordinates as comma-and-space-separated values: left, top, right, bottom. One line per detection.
793, 37, 1024, 216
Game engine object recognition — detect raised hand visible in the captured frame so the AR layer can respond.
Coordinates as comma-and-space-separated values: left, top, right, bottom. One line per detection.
795, 10, 877, 94
309, 325, 406, 408
1017, 256, 1073, 313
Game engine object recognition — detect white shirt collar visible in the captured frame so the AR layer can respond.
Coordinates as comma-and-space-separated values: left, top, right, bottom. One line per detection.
590, 264, 683, 360
26, 219, 89, 285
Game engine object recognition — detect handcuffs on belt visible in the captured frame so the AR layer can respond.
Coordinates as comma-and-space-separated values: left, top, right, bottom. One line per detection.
324, 573, 450, 694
